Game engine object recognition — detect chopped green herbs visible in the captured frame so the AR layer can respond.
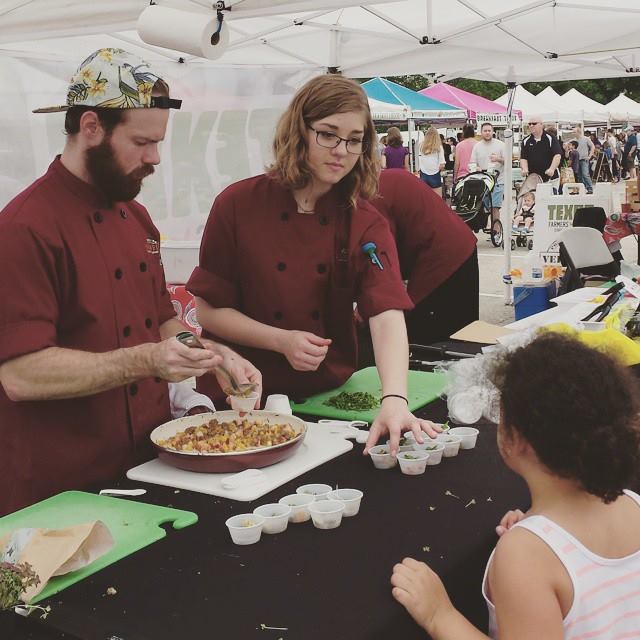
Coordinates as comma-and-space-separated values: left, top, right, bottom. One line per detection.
323, 391, 379, 411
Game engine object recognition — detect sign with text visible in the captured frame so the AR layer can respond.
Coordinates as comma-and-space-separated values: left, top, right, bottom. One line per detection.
531, 183, 612, 264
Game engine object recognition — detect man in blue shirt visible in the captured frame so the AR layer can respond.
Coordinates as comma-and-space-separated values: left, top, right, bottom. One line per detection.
623, 126, 637, 180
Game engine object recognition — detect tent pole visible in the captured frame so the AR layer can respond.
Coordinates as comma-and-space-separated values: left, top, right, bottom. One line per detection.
408, 118, 417, 172
503, 82, 516, 305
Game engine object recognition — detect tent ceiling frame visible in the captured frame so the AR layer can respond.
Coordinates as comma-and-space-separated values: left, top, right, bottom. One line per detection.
227, 10, 332, 48
555, 2, 640, 15
453, 0, 548, 58
437, 0, 552, 46
111, 33, 187, 62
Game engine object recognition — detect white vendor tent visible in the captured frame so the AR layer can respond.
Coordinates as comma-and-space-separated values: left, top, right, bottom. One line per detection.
495, 85, 580, 125
560, 87, 609, 125
3, 0, 640, 295
2, 1, 640, 81
606, 93, 640, 125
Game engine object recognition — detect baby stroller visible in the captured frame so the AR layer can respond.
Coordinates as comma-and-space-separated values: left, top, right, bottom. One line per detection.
511, 173, 543, 251
450, 170, 503, 247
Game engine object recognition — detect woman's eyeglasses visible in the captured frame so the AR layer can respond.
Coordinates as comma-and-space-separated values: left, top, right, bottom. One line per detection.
528, 122, 540, 126
308, 126, 368, 155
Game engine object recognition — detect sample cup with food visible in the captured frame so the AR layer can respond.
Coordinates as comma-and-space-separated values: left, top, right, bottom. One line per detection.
225, 513, 265, 545
229, 392, 260, 414
253, 504, 291, 534
327, 488, 364, 517
397, 450, 429, 475
368, 445, 398, 470
308, 499, 345, 530
296, 483, 332, 501
412, 441, 444, 465
435, 434, 462, 457
278, 494, 314, 523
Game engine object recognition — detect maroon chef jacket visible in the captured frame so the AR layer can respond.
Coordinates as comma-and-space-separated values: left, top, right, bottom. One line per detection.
373, 169, 477, 304
0, 157, 176, 515
188, 174, 413, 403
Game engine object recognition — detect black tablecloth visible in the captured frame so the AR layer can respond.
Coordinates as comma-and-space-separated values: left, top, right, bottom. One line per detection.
1, 400, 529, 640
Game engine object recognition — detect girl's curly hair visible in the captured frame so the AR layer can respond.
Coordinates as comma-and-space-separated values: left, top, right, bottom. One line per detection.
489, 332, 640, 503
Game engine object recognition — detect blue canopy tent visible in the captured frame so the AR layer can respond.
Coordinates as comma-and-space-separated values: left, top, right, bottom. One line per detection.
362, 77, 467, 123
362, 77, 466, 171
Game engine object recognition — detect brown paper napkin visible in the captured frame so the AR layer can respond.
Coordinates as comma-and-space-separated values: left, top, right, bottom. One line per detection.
0, 521, 113, 602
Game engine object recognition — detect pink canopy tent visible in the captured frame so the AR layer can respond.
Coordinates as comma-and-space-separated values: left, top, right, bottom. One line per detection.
419, 82, 521, 126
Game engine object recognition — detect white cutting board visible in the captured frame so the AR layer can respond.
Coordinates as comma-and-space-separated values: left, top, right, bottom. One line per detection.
126, 423, 353, 502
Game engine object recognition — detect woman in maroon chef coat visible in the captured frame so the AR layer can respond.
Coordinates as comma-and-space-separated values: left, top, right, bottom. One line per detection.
372, 169, 479, 346
188, 75, 441, 453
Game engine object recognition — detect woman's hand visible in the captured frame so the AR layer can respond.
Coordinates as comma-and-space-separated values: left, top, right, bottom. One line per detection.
280, 330, 332, 371
391, 557, 454, 635
496, 509, 526, 537
364, 397, 441, 456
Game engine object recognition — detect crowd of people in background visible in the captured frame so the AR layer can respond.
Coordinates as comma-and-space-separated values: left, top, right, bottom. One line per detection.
377, 119, 639, 198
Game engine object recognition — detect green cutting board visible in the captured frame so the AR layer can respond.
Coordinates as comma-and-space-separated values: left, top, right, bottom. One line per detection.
291, 367, 447, 422
0, 491, 198, 603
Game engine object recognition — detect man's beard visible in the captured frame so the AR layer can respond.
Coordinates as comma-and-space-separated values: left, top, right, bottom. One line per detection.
86, 136, 154, 204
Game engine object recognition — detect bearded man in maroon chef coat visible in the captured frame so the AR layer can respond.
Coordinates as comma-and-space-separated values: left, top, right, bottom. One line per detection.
0, 48, 261, 516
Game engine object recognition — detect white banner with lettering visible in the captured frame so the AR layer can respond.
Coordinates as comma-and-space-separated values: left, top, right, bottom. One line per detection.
0, 56, 320, 240
531, 182, 612, 264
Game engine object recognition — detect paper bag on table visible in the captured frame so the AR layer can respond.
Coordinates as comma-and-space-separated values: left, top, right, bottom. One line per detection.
0, 521, 113, 603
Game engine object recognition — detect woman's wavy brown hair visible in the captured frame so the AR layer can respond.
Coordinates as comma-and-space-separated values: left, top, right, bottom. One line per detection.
268, 74, 379, 206
385, 126, 403, 148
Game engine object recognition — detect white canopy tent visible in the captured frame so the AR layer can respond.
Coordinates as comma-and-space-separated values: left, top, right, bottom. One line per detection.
495, 85, 581, 125
3, 0, 640, 299
2, 1, 640, 80
606, 93, 640, 125
560, 87, 609, 125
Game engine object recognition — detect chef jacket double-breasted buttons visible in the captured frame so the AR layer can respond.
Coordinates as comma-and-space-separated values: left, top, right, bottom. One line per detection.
188, 173, 412, 404
0, 157, 176, 515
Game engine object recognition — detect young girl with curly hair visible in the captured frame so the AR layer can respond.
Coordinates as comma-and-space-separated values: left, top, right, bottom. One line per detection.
392, 332, 640, 639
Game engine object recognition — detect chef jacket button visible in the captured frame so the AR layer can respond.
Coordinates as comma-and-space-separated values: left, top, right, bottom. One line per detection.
277, 262, 286, 271
139, 261, 147, 273
120, 209, 127, 219
145, 318, 152, 329
317, 264, 327, 274
280, 211, 289, 221
319, 215, 329, 226
129, 383, 138, 396
94, 212, 103, 223
115, 268, 123, 280
123, 325, 131, 337
311, 310, 320, 320
274, 311, 283, 320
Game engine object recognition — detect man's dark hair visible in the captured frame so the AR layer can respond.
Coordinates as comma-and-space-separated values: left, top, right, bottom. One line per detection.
462, 123, 475, 139
480, 122, 493, 130
489, 333, 640, 503
64, 107, 126, 135
570, 140, 578, 149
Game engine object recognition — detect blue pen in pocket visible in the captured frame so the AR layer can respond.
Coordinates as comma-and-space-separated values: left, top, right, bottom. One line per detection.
362, 242, 384, 270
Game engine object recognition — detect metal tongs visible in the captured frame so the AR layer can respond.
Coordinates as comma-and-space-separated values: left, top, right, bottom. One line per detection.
580, 282, 624, 323
175, 331, 258, 397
